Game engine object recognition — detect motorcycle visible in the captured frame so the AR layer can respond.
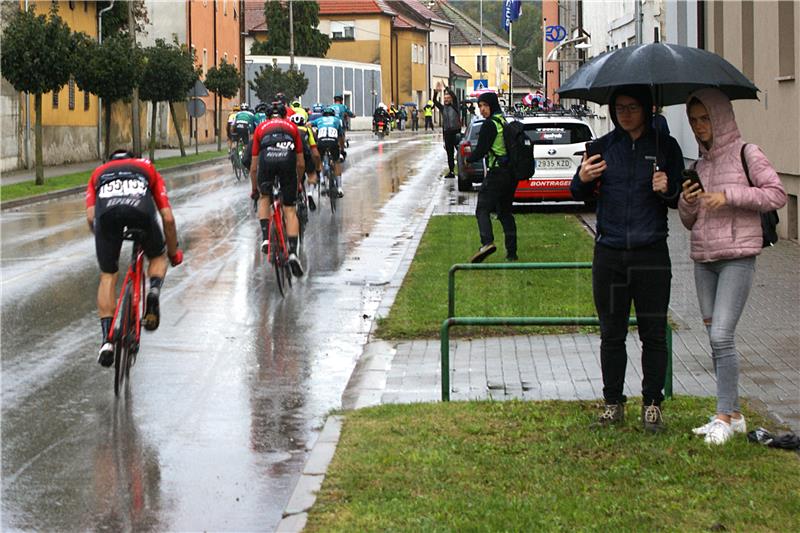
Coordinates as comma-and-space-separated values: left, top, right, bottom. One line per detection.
375, 120, 388, 140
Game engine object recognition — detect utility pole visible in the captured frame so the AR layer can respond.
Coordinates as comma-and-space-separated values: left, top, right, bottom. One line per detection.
289, 0, 295, 69
128, 1, 141, 156
479, 0, 484, 83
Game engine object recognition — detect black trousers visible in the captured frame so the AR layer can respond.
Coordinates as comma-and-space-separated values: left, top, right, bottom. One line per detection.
475, 166, 516, 255
443, 130, 459, 173
592, 241, 672, 406
424, 116, 433, 130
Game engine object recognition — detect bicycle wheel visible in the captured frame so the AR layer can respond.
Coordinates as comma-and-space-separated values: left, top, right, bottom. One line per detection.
270, 220, 287, 297
328, 171, 337, 213
230, 151, 242, 181
113, 288, 131, 396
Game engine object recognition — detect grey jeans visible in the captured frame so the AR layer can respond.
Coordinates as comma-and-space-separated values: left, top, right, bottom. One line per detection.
694, 256, 756, 414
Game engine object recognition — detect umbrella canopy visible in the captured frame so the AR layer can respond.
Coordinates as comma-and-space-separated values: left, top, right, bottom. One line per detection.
522, 93, 535, 106
402, 102, 417, 107
558, 42, 758, 106
469, 88, 496, 98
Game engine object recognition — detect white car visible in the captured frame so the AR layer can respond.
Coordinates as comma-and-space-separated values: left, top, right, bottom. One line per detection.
508, 114, 596, 204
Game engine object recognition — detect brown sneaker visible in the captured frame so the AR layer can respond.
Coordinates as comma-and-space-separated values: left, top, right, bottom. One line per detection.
591, 403, 624, 427
470, 243, 496, 263
642, 403, 665, 433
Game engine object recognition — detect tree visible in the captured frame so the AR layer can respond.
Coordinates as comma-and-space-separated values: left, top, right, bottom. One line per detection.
250, 0, 330, 57
139, 39, 197, 160
73, 33, 144, 160
249, 64, 308, 103
205, 59, 241, 151
97, 0, 149, 39
1, 5, 76, 185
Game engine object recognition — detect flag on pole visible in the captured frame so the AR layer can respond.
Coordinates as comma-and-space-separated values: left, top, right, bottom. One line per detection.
503, 0, 522, 32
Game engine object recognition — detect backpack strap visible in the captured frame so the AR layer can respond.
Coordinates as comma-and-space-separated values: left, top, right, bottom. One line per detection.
740, 143, 754, 186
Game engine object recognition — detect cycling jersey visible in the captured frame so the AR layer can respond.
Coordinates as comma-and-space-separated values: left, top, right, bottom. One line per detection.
310, 116, 344, 140
234, 110, 257, 131
252, 118, 304, 206
87, 158, 170, 273
330, 103, 353, 119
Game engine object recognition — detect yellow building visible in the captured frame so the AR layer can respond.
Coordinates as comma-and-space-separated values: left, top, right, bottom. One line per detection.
432, 1, 511, 95
21, 0, 99, 165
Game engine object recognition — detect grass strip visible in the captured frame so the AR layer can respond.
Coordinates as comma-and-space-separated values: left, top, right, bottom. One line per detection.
376, 213, 596, 339
1, 150, 226, 203
306, 398, 800, 533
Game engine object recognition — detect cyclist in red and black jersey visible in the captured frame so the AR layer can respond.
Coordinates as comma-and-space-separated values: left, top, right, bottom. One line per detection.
86, 150, 183, 367
250, 99, 306, 277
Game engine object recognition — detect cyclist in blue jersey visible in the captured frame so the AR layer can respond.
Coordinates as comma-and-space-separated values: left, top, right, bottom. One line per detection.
232, 103, 257, 146
308, 103, 324, 124
310, 107, 345, 198
331, 95, 355, 157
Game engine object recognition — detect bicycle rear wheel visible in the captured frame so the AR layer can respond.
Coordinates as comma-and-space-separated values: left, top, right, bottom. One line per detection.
230, 151, 242, 181
328, 172, 338, 213
113, 288, 132, 396
270, 220, 287, 297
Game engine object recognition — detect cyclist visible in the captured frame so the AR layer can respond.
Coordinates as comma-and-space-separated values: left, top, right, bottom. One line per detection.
226, 104, 240, 151
331, 95, 355, 131
308, 103, 324, 124
86, 150, 183, 367
250, 99, 306, 277
310, 106, 345, 198
253, 103, 269, 126
232, 103, 257, 147
289, 108, 321, 211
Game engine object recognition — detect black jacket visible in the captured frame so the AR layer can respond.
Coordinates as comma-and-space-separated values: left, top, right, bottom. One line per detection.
433, 92, 461, 133
571, 126, 684, 249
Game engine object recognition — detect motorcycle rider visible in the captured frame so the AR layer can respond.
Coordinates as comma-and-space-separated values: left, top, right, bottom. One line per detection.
373, 103, 390, 135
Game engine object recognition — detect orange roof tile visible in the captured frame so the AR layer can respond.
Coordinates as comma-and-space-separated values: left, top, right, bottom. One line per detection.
317, 0, 396, 16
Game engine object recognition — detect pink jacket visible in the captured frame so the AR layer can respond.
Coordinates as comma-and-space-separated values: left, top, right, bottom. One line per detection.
678, 88, 786, 263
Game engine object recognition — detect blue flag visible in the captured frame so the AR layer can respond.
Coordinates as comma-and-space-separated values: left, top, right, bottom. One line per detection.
503, 0, 522, 32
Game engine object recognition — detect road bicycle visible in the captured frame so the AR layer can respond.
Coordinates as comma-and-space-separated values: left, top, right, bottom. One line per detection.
265, 174, 295, 297
295, 175, 309, 253
229, 138, 248, 181
107, 229, 147, 396
319, 149, 339, 213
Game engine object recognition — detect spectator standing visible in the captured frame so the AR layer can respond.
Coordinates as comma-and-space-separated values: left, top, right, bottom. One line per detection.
679, 88, 787, 445
423, 100, 434, 131
433, 88, 462, 180
466, 92, 517, 263
570, 85, 684, 432
411, 106, 419, 131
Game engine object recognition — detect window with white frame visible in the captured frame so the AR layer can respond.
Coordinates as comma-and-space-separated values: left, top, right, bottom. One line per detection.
412, 44, 417, 63
331, 21, 355, 40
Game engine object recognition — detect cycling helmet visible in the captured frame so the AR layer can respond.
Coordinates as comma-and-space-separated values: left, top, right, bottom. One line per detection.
239, 103, 249, 111
270, 100, 287, 118
232, 104, 240, 112
274, 92, 288, 104
334, 94, 343, 103
323, 106, 335, 117
254, 102, 269, 115
290, 100, 303, 109
312, 103, 323, 113
110, 149, 134, 160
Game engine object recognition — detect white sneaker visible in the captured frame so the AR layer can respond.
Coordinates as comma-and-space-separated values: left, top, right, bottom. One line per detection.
692, 415, 747, 435
704, 419, 734, 445
98, 342, 114, 367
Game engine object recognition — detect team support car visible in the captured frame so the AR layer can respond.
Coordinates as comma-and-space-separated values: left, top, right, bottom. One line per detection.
456, 115, 484, 192
511, 115, 595, 204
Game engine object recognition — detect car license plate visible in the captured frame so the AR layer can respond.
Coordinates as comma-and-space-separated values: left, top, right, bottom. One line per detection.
536, 158, 571, 169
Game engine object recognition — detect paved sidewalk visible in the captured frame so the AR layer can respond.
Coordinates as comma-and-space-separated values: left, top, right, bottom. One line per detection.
0, 143, 222, 186
372, 181, 800, 431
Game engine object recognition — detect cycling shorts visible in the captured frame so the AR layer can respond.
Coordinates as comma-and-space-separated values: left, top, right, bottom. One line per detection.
317, 139, 340, 162
226, 122, 234, 140
257, 154, 298, 207
233, 123, 250, 144
94, 206, 165, 274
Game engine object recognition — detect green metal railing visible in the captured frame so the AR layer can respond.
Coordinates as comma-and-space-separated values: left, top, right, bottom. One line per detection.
442, 262, 673, 402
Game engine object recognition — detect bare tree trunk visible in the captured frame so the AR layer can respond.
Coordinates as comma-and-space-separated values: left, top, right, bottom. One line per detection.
149, 102, 157, 161
104, 99, 112, 161
34, 93, 43, 186
216, 94, 222, 151
169, 102, 186, 157
128, 2, 141, 155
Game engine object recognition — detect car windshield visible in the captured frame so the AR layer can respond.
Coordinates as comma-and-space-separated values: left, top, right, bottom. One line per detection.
467, 120, 484, 141
524, 123, 592, 145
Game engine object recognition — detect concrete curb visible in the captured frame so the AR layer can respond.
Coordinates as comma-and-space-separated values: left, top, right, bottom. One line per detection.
1, 155, 228, 211
275, 415, 344, 532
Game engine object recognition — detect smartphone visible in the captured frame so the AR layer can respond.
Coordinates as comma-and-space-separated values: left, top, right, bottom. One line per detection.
682, 169, 705, 192
585, 141, 604, 161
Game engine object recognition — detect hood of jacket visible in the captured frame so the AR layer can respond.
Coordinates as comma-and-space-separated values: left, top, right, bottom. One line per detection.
608, 85, 654, 131
477, 92, 502, 115
686, 87, 743, 159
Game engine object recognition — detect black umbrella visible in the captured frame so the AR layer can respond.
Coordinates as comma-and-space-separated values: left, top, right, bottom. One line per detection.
558, 42, 758, 105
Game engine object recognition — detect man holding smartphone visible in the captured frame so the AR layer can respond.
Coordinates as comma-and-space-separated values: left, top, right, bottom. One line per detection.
571, 85, 684, 433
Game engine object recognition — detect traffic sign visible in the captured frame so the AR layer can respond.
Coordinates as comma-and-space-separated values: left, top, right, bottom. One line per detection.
473, 79, 488, 91
188, 79, 209, 98
545, 25, 567, 42
187, 98, 206, 118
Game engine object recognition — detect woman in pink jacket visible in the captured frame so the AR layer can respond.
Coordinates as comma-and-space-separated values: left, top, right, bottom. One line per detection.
679, 88, 786, 445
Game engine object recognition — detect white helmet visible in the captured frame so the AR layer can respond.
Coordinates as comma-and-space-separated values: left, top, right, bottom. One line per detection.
378, 102, 387, 110
289, 113, 306, 125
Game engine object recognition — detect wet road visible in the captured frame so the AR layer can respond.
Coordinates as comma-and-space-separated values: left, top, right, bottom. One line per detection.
1, 133, 446, 531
